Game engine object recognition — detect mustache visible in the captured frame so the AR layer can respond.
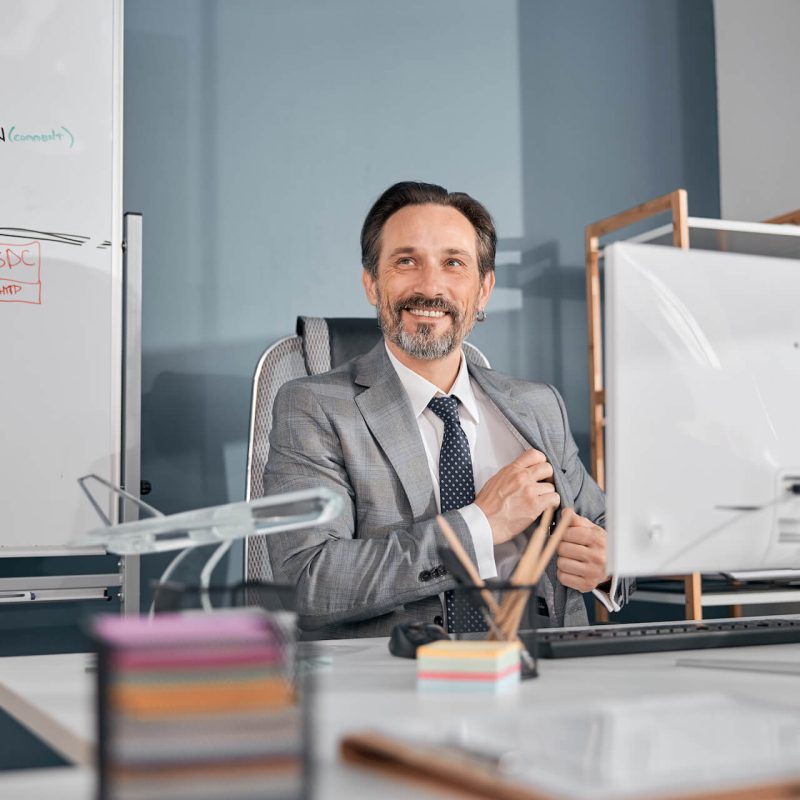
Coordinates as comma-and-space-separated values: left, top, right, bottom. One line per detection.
391, 294, 459, 318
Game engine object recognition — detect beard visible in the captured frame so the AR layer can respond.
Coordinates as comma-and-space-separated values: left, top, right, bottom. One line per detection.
375, 290, 478, 361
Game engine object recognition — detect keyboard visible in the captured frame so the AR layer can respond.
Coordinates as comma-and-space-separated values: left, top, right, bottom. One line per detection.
522, 617, 800, 659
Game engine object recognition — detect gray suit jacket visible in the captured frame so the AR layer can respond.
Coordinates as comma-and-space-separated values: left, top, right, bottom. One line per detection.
263, 342, 606, 638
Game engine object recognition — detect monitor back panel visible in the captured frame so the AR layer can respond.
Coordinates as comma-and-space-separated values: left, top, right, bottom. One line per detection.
605, 242, 800, 576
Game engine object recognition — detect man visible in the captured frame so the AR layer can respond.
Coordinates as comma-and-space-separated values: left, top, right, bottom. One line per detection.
264, 181, 625, 638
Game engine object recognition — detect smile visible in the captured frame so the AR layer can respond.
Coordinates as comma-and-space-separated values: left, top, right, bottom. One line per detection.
405, 308, 447, 318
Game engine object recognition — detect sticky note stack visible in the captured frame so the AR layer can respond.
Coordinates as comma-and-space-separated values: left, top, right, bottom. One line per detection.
93, 610, 305, 800
416, 640, 521, 692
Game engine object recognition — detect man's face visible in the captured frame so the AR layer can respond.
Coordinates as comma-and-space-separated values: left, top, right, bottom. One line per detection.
362, 204, 494, 361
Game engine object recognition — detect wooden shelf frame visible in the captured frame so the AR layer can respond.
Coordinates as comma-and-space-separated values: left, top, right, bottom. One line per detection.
584, 188, 689, 488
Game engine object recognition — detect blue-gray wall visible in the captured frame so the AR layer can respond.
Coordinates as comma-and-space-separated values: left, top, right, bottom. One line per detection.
511, 0, 720, 442
123, 0, 719, 565
0, 0, 722, 771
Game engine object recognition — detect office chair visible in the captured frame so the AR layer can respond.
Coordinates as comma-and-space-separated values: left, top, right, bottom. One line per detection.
245, 316, 490, 582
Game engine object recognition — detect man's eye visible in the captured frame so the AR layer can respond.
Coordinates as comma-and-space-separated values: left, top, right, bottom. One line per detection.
397, 257, 414, 266
445, 259, 464, 267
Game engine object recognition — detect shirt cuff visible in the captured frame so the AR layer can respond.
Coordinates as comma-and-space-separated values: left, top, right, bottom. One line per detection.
592, 575, 622, 613
457, 503, 497, 579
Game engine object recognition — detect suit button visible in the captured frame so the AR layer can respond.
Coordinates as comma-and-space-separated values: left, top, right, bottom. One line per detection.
419, 570, 432, 582
433, 615, 444, 627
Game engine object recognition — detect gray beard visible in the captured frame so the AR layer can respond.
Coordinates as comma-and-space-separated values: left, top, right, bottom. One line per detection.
393, 323, 457, 360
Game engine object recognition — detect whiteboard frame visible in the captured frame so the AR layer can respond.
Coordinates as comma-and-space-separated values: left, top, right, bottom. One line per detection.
0, 0, 138, 613
120, 213, 142, 614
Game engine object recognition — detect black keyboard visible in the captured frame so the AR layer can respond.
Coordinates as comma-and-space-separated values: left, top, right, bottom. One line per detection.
522, 617, 800, 659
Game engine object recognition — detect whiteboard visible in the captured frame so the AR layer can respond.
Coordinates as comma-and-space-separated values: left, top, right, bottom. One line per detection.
0, 0, 123, 551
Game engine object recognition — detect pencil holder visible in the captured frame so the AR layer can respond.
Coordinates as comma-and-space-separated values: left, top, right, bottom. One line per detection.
447, 581, 540, 680
435, 505, 573, 683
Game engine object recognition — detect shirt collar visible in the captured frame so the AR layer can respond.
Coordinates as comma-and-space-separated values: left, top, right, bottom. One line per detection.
384, 342, 480, 424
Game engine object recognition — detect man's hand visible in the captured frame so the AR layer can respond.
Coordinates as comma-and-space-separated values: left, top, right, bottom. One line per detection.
475, 449, 560, 546
556, 514, 607, 593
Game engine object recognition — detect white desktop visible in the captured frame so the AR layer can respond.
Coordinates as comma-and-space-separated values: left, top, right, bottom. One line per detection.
4, 237, 800, 799
605, 242, 800, 577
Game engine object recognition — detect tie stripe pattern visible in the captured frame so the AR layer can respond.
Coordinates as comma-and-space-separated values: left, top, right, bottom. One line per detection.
427, 395, 487, 633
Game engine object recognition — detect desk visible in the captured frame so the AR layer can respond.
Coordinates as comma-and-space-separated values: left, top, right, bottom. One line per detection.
2, 635, 800, 798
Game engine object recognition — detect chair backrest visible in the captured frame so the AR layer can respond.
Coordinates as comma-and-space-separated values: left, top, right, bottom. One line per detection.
245, 316, 490, 580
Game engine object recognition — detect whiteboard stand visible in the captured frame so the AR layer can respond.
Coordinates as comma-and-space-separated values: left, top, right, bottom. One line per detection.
120, 213, 143, 615
0, 214, 143, 612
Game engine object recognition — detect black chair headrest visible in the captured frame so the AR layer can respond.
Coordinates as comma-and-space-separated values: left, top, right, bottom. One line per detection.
296, 317, 382, 372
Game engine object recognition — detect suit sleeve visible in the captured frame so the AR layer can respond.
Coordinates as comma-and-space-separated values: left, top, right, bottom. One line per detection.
548, 385, 605, 527
262, 381, 477, 630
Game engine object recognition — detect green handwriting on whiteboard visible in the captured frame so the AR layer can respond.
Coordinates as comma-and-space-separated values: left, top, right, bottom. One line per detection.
0, 126, 75, 149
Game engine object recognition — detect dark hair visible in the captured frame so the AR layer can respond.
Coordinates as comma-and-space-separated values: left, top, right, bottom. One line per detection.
360, 181, 496, 279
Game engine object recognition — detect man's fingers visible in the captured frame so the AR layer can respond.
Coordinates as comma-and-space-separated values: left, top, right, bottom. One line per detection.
557, 541, 596, 563
556, 557, 591, 577
512, 449, 548, 468
561, 524, 604, 547
541, 491, 560, 509
506, 451, 554, 486
557, 569, 596, 593
481, 450, 567, 546
527, 461, 554, 483
555, 521, 608, 592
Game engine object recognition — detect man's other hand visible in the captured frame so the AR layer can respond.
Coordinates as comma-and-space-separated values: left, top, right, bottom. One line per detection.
556, 514, 607, 593
475, 449, 560, 546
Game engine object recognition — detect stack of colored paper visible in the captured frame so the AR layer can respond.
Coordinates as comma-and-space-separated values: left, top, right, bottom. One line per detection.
93, 610, 304, 800
416, 640, 521, 692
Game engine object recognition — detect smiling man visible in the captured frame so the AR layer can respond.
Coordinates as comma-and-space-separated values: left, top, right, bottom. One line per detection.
263, 181, 626, 638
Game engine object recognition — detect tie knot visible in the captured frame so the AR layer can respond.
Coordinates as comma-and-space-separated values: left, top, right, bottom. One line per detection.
428, 395, 460, 423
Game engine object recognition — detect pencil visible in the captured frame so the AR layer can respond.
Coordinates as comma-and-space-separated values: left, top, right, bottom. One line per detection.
435, 515, 501, 618
499, 509, 574, 640
490, 509, 552, 638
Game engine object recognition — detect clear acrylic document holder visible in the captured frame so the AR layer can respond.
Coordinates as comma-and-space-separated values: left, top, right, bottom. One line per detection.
74, 474, 343, 555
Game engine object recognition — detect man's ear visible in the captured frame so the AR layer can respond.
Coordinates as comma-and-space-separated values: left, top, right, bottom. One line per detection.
362, 268, 378, 306
479, 270, 495, 309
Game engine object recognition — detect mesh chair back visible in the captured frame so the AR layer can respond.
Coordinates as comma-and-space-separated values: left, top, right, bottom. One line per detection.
461, 342, 490, 369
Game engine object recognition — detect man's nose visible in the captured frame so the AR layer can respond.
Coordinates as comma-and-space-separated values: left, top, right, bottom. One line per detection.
412, 261, 444, 297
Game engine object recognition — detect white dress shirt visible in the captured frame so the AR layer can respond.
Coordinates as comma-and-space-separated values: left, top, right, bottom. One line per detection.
385, 344, 531, 580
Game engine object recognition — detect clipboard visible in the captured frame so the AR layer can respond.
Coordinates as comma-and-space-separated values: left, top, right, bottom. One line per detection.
340, 691, 800, 800
341, 731, 546, 800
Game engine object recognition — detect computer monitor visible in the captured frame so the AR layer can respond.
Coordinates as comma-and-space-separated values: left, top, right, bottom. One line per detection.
605, 242, 800, 576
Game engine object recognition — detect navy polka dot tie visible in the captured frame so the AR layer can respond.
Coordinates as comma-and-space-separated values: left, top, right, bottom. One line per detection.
428, 395, 487, 634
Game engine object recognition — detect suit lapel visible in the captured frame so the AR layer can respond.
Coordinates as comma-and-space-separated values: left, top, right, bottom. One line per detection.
468, 365, 570, 503
354, 344, 435, 519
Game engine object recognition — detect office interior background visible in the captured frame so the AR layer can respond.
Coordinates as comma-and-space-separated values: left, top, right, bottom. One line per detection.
2, 0, 799, 770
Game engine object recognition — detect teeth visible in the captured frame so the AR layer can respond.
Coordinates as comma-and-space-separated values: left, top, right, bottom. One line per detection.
407, 308, 446, 318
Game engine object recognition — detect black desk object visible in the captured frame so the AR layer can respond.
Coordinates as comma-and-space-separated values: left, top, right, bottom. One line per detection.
524, 617, 800, 659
